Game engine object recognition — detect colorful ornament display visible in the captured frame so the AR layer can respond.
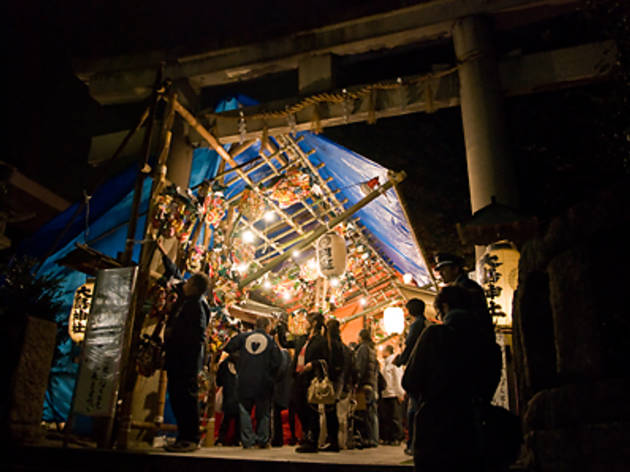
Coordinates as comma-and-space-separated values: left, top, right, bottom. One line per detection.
186, 245, 205, 273
269, 166, 313, 208
151, 186, 199, 242
203, 192, 227, 228
238, 187, 266, 221
299, 258, 320, 282
206, 307, 241, 353
288, 310, 309, 335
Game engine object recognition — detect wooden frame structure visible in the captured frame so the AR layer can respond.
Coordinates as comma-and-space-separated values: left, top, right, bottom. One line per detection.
109, 84, 434, 449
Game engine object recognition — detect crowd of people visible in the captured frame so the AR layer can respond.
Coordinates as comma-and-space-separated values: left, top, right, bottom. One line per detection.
160, 247, 520, 471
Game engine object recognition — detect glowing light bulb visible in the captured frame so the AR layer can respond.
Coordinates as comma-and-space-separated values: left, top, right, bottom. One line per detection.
359, 297, 367, 306
263, 280, 272, 289
264, 211, 275, 222
330, 277, 340, 287
237, 263, 248, 273
292, 249, 300, 257
282, 291, 291, 301
242, 230, 254, 243
403, 273, 413, 285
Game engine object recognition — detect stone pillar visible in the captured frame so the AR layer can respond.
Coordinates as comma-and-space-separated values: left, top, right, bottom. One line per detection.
298, 54, 335, 95
453, 16, 519, 217
8, 316, 57, 443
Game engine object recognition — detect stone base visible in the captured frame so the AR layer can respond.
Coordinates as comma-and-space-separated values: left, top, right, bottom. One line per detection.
7, 316, 57, 444
521, 379, 630, 471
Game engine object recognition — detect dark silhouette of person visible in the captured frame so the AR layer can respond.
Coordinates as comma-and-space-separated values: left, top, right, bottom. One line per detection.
271, 339, 292, 447
402, 285, 503, 472
159, 245, 211, 453
216, 352, 240, 446
224, 316, 281, 448
321, 318, 348, 452
278, 312, 329, 453
394, 298, 426, 455
354, 328, 378, 448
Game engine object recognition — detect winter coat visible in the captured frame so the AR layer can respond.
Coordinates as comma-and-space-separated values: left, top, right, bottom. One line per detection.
354, 342, 378, 389
224, 329, 282, 402
381, 354, 404, 399
394, 316, 425, 367
161, 254, 209, 374
401, 308, 503, 470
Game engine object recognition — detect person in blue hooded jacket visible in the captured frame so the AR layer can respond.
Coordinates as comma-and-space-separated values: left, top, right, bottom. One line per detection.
224, 316, 282, 448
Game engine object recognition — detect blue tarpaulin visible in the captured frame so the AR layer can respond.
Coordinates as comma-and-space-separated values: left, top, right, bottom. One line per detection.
21, 96, 431, 423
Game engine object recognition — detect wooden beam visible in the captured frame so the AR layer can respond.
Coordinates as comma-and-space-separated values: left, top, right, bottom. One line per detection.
238, 170, 406, 289
207, 41, 617, 143
78, 0, 579, 104
8, 170, 70, 212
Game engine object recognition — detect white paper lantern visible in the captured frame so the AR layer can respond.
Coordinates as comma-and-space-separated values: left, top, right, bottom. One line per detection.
68, 279, 95, 343
478, 240, 520, 328
317, 232, 347, 278
383, 306, 405, 335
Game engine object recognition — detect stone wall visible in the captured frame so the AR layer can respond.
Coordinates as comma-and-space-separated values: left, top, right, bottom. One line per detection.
512, 177, 630, 471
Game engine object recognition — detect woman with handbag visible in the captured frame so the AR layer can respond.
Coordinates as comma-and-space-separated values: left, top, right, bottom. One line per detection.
281, 312, 329, 453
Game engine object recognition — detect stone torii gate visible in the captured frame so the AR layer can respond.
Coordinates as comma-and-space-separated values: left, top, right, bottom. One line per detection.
77, 0, 615, 250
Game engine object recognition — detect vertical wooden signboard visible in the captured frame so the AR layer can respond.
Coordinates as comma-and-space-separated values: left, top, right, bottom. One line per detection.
67, 267, 138, 445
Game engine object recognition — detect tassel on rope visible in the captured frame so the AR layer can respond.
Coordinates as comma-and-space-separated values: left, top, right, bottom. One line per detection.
425, 79, 435, 114
367, 87, 376, 125
261, 124, 269, 151
311, 104, 322, 134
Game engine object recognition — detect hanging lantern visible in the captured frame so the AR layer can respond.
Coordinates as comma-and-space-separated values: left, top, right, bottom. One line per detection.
478, 240, 520, 328
68, 279, 95, 343
382, 306, 405, 335
317, 232, 347, 278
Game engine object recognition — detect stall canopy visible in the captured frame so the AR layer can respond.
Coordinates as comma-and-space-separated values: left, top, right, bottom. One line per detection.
20, 95, 433, 423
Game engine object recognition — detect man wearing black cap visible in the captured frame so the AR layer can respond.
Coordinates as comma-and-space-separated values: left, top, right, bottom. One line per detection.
433, 253, 493, 334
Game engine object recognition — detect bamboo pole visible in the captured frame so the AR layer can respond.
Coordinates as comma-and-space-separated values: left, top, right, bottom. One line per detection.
117, 85, 178, 450
238, 170, 406, 289
338, 299, 392, 325
121, 67, 164, 266
172, 99, 302, 235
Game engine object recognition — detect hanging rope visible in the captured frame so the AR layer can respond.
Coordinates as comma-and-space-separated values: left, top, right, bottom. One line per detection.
202, 65, 459, 123
83, 190, 92, 242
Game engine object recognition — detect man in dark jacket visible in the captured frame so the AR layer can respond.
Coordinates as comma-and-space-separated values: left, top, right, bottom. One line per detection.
159, 245, 211, 453
402, 286, 503, 472
354, 328, 378, 448
394, 298, 426, 455
225, 316, 281, 448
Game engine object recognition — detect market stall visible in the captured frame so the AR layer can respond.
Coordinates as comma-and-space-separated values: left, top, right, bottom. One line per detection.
26, 88, 436, 448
